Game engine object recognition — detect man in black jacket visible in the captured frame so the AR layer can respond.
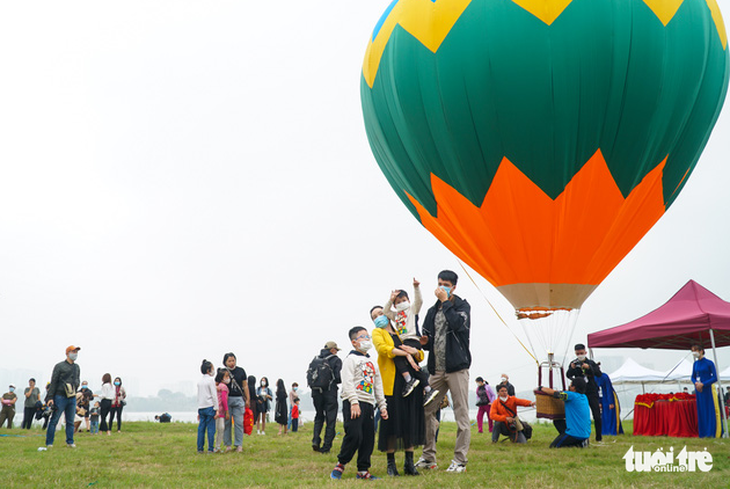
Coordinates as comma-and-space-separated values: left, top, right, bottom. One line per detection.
415, 270, 471, 473
311, 341, 342, 454
46, 345, 81, 448
566, 343, 602, 442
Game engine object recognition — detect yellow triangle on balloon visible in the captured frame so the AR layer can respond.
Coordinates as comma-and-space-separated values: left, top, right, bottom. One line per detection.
510, 0, 574, 25
642, 0, 685, 26
706, 0, 728, 49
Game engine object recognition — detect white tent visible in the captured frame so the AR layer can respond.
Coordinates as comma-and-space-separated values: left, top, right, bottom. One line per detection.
662, 358, 694, 382
608, 358, 667, 385
720, 364, 730, 382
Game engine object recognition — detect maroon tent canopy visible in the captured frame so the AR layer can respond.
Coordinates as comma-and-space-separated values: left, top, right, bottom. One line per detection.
588, 280, 730, 350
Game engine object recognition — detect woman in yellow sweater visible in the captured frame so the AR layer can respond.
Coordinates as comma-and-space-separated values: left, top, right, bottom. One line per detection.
371, 305, 426, 477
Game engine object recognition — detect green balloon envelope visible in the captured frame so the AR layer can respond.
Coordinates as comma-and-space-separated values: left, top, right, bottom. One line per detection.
361, 0, 729, 311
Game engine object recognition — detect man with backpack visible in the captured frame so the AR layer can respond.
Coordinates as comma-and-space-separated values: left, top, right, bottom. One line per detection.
308, 341, 342, 454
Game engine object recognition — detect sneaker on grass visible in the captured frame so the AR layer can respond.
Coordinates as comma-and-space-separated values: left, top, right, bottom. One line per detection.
446, 460, 466, 473
415, 457, 437, 470
356, 471, 380, 480
330, 463, 345, 480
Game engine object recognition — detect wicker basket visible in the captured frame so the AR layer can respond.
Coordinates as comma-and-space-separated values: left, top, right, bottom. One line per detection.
534, 389, 565, 420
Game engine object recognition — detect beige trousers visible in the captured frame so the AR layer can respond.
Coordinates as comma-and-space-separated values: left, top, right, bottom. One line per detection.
422, 369, 471, 465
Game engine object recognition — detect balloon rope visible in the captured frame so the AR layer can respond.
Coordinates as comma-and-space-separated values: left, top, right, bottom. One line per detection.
456, 260, 539, 365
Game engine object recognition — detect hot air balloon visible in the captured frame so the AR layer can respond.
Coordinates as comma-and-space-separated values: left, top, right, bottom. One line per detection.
360, 0, 729, 379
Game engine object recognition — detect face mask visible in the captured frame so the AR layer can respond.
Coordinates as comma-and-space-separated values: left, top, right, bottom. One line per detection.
261, 382, 267, 387
577, 354, 587, 362
395, 301, 410, 312
359, 340, 373, 352
440, 286, 451, 297
373, 315, 389, 329
82, 385, 88, 390
692, 351, 700, 359
500, 377, 507, 383
293, 387, 298, 392
9, 388, 14, 393
114, 382, 121, 386
499, 395, 508, 402
68, 352, 78, 361
223, 378, 230, 384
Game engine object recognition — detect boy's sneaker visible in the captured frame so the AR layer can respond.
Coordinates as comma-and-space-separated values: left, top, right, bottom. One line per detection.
402, 378, 420, 397
446, 461, 466, 473
423, 389, 440, 407
414, 457, 437, 470
356, 471, 380, 480
66, 444, 77, 449
330, 463, 345, 480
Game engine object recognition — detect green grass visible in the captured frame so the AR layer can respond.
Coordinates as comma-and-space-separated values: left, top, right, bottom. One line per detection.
0, 421, 727, 487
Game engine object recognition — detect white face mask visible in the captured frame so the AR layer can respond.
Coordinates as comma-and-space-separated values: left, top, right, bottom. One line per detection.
577, 354, 587, 362
499, 395, 508, 402
359, 340, 372, 352
500, 377, 507, 383
395, 301, 410, 312
692, 351, 700, 359
68, 352, 78, 361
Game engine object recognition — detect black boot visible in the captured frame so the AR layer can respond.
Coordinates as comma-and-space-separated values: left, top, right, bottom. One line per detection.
387, 453, 399, 476
404, 451, 420, 476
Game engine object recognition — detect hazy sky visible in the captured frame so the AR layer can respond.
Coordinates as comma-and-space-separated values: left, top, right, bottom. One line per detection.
1, 1, 729, 398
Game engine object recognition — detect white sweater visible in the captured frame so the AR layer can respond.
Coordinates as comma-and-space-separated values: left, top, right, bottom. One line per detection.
384, 285, 423, 341
340, 351, 386, 411
197, 374, 219, 411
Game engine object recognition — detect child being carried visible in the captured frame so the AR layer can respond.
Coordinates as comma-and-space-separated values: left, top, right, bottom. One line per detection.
383, 278, 439, 407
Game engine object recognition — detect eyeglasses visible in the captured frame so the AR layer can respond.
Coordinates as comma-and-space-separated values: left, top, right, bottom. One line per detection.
356, 334, 370, 340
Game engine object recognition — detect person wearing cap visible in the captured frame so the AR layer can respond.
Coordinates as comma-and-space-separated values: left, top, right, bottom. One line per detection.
0, 384, 18, 428
311, 340, 342, 454
45, 346, 81, 448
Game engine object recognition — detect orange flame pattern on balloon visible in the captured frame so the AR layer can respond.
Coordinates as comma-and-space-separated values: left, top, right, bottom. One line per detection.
406, 150, 666, 309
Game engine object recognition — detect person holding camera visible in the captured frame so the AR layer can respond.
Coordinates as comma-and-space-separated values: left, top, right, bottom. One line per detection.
566, 343, 602, 443
489, 385, 535, 443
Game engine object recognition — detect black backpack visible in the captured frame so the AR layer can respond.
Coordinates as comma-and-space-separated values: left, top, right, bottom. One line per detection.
307, 354, 335, 391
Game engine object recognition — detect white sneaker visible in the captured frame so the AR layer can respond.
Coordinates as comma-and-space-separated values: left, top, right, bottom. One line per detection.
446, 461, 466, 473
415, 457, 437, 470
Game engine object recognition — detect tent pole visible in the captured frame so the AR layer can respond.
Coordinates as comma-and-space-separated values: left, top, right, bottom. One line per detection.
708, 328, 729, 438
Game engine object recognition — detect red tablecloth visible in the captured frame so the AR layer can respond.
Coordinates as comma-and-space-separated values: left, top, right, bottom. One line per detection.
633, 393, 698, 437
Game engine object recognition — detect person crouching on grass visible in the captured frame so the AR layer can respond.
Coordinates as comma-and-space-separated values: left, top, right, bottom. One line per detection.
330, 326, 388, 481
490, 385, 535, 443
197, 360, 219, 454
539, 378, 591, 448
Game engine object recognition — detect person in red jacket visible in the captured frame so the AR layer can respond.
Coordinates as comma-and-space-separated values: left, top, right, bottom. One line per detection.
489, 385, 535, 443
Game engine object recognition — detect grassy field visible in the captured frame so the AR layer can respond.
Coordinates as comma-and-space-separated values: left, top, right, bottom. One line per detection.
0, 420, 727, 487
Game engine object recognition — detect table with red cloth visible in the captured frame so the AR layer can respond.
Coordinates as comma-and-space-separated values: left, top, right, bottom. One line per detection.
633, 392, 698, 437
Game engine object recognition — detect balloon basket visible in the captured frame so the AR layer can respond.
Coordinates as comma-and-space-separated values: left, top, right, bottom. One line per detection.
534, 389, 565, 420
536, 353, 566, 420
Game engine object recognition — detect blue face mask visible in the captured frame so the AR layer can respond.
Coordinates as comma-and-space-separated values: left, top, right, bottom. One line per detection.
114, 382, 120, 386
373, 315, 389, 329
9, 387, 14, 393
440, 286, 452, 297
